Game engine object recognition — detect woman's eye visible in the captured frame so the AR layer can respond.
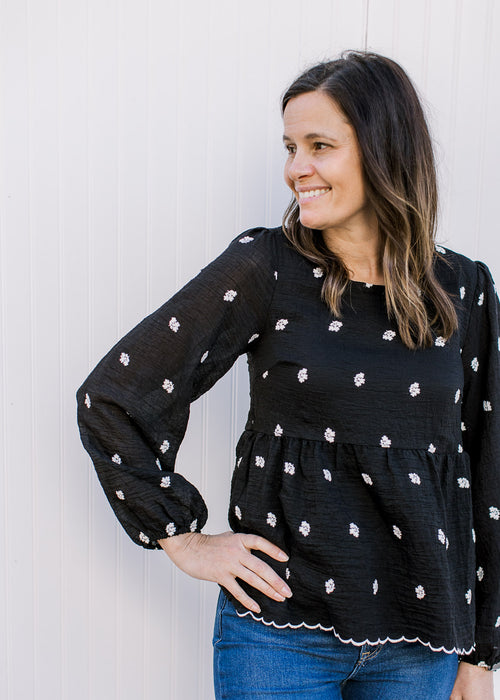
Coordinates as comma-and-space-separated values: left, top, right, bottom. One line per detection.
285, 144, 296, 154
313, 142, 329, 151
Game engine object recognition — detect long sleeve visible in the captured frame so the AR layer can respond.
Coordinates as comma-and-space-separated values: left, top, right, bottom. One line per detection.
460, 261, 500, 669
77, 227, 278, 549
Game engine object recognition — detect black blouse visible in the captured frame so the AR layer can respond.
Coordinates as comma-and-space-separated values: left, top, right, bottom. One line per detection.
77, 227, 500, 669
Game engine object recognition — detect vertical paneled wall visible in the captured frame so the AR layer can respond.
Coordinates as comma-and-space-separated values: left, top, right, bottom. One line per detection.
1, 1, 499, 698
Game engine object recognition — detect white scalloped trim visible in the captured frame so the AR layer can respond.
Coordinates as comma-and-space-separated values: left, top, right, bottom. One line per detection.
236, 609, 474, 656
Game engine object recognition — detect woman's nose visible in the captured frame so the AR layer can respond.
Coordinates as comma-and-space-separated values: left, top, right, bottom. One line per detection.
287, 151, 315, 180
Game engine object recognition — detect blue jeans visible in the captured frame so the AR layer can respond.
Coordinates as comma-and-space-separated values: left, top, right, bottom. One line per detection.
212, 591, 459, 699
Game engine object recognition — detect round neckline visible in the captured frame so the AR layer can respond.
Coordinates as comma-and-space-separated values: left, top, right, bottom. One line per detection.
348, 279, 385, 290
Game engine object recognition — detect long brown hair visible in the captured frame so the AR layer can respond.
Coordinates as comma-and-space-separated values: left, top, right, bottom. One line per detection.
281, 51, 457, 349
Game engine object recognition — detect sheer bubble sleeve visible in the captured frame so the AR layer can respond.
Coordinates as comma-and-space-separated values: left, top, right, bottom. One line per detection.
77, 228, 278, 549
460, 261, 500, 669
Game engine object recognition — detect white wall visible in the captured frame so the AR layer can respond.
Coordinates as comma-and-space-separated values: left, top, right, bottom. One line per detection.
1, 1, 499, 698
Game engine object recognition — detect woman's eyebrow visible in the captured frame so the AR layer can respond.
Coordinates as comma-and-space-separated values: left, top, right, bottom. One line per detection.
282, 132, 339, 142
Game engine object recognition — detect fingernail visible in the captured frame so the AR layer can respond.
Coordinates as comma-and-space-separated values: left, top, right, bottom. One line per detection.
251, 603, 261, 614
281, 585, 292, 597
278, 551, 289, 561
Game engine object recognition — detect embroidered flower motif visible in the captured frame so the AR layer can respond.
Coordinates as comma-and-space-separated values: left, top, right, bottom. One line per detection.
328, 320, 343, 332
237, 457, 242, 467
471, 357, 479, 372
162, 379, 174, 393
438, 529, 447, 545
435, 245, 446, 254
472, 528, 476, 543
428, 443, 436, 453
461, 422, 466, 432
165, 522, 176, 537
458, 444, 463, 454
373, 579, 379, 595
200, 351, 209, 363
393, 525, 402, 539
465, 589, 472, 605
190, 519, 198, 532
460, 286, 466, 299
382, 330, 396, 341
324, 428, 335, 443
119, 352, 130, 366
111, 453, 122, 464
284, 462, 295, 475
160, 476, 171, 488
495, 617, 500, 628
274, 271, 278, 280
489, 506, 500, 520
380, 435, 391, 448
299, 521, 310, 537
274, 424, 283, 437
248, 334, 259, 344
169, 317, 180, 333
223, 290, 237, 302
156, 459, 162, 469
234, 505, 242, 520
457, 477, 470, 488
362, 473, 373, 485
313, 267, 324, 278
408, 472, 421, 485
139, 532, 150, 544
262, 371, 269, 379
365, 283, 373, 288
435, 336, 446, 347
323, 469, 332, 481
275, 319, 288, 331
325, 578, 335, 594
297, 368, 308, 383
255, 456, 265, 468
267, 512, 277, 527
455, 389, 461, 404
285, 568, 290, 580
116, 490, 125, 500
478, 292, 484, 306
415, 585, 426, 599
409, 382, 420, 397
483, 400, 492, 411
160, 440, 170, 453
354, 372, 365, 387
84, 393, 91, 408
349, 523, 360, 538
239, 235, 254, 243
477, 567, 484, 581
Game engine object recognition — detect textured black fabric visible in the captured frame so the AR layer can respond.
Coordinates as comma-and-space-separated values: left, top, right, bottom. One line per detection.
77, 227, 500, 668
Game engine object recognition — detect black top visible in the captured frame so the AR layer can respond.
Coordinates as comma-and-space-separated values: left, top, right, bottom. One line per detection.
77, 227, 500, 669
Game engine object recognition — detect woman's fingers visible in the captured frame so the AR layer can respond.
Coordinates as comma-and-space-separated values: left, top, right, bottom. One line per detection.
238, 550, 292, 598
240, 533, 289, 562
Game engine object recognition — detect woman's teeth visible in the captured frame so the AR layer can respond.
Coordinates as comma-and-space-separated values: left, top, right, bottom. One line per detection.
298, 188, 330, 200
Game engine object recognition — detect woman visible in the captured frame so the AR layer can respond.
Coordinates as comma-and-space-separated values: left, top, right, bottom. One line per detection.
77, 51, 499, 698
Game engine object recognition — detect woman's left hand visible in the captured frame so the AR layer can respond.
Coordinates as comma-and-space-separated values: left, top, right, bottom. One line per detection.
449, 661, 495, 699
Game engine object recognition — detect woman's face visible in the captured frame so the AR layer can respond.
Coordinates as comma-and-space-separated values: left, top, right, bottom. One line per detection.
283, 90, 376, 239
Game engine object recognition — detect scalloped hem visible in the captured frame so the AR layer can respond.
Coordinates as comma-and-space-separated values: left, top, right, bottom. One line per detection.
236, 609, 475, 656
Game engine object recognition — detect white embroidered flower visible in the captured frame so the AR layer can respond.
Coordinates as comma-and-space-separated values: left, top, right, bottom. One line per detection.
460, 286, 466, 299
139, 532, 150, 544
267, 512, 277, 527
362, 473, 373, 485
111, 453, 122, 464
116, 490, 125, 500
190, 519, 198, 532
223, 289, 237, 302
237, 457, 242, 467
373, 579, 379, 595
409, 382, 420, 397
495, 617, 500, 628
323, 468, 332, 481
349, 522, 360, 538
275, 319, 288, 331
483, 400, 492, 411
155, 459, 162, 469
165, 522, 176, 537
234, 505, 242, 520
313, 267, 324, 278
200, 351, 209, 363
472, 528, 476, 543
262, 371, 269, 379
248, 334, 259, 344
160, 439, 170, 453
465, 589, 472, 605
325, 578, 335, 594
393, 525, 402, 539
324, 428, 335, 443
478, 292, 484, 306
354, 372, 365, 387
297, 368, 308, 383
446, 537, 449, 549
119, 352, 130, 366
471, 357, 479, 372
84, 393, 91, 408
255, 456, 265, 468
415, 585, 426, 599
328, 320, 343, 332
382, 330, 396, 341
274, 271, 278, 280
365, 283, 373, 288
461, 422, 466, 432
284, 462, 295, 475
435, 336, 446, 347
455, 389, 461, 404
435, 245, 446, 254
299, 520, 310, 537
438, 529, 446, 545
239, 235, 254, 243
285, 568, 290, 580
428, 443, 436, 453
160, 475, 171, 488
477, 566, 484, 581
162, 379, 174, 393
380, 435, 391, 448
457, 477, 470, 488
458, 444, 463, 454
274, 424, 283, 437
489, 506, 500, 520
408, 472, 421, 485
169, 316, 180, 333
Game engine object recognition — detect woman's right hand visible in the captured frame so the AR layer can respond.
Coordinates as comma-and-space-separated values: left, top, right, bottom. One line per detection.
158, 531, 292, 614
